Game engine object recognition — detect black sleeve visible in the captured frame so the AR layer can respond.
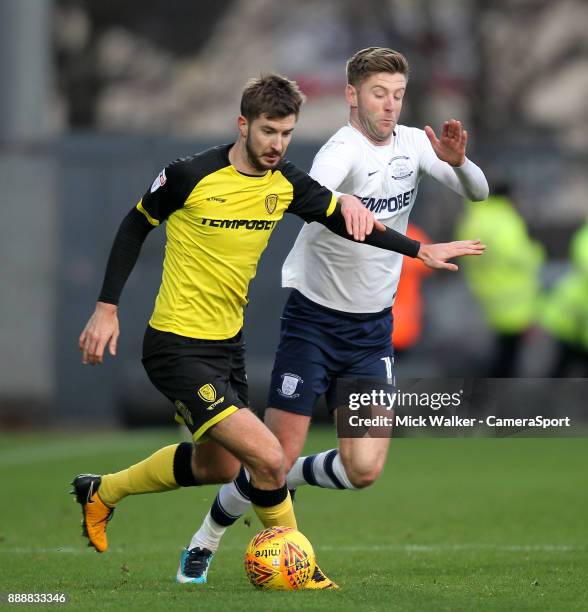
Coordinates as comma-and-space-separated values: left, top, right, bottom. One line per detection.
138, 158, 194, 224
98, 208, 155, 305
279, 160, 337, 222
318, 203, 421, 258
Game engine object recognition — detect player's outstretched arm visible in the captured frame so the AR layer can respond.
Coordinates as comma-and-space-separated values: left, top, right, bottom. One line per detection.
424, 119, 467, 167
284, 164, 418, 256
338, 194, 386, 241
320, 198, 421, 257
79, 207, 155, 365
424, 120, 489, 201
417, 240, 486, 271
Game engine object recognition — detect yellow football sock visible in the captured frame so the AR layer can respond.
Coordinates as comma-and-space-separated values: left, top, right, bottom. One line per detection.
98, 444, 181, 507
252, 492, 297, 530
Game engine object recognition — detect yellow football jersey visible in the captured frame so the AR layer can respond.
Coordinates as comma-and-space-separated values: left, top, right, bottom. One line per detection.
136, 144, 336, 339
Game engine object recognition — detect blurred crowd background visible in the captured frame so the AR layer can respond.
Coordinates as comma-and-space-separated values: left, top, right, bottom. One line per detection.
1, 0, 587, 428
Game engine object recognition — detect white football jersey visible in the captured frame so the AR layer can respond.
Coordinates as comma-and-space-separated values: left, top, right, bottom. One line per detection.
282, 123, 439, 313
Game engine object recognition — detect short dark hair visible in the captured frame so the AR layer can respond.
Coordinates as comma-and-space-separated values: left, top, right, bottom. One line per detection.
240, 74, 306, 122
346, 47, 409, 87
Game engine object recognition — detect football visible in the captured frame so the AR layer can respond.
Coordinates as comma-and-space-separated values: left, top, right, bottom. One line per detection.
244, 526, 316, 590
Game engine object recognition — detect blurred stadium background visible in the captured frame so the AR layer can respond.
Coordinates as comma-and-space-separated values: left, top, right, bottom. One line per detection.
1, 0, 587, 429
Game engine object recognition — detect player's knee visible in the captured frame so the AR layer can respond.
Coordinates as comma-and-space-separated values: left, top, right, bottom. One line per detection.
348, 468, 379, 489
260, 446, 286, 481
340, 446, 387, 489
345, 462, 384, 489
249, 444, 285, 487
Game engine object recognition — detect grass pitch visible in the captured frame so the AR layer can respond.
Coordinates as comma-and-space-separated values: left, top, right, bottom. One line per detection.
0, 428, 586, 611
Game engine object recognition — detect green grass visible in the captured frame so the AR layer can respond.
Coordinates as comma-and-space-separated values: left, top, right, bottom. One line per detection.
0, 428, 586, 611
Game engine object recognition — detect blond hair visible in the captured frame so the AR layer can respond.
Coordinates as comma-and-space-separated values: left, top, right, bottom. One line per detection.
346, 47, 409, 87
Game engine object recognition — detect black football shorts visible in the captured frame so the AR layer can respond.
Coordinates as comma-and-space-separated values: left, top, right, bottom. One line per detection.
142, 326, 249, 441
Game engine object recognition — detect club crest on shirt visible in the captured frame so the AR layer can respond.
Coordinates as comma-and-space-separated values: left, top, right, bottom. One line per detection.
277, 373, 303, 399
389, 155, 414, 181
150, 168, 167, 193
265, 194, 279, 214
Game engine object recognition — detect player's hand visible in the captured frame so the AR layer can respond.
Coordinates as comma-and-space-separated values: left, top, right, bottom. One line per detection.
424, 120, 467, 167
339, 194, 386, 241
79, 302, 120, 365
417, 239, 485, 271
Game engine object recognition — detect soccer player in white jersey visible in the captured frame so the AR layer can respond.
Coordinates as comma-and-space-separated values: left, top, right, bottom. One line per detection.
180, 48, 489, 587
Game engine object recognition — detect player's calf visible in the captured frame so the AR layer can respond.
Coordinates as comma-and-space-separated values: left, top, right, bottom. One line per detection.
287, 436, 390, 490
190, 438, 241, 484
286, 449, 358, 490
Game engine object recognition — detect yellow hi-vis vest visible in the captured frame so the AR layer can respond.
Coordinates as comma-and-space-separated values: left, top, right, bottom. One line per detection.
455, 196, 545, 333
540, 222, 588, 349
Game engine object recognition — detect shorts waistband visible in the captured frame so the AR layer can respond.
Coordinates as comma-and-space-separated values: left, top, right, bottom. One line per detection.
289, 290, 393, 322
146, 325, 243, 345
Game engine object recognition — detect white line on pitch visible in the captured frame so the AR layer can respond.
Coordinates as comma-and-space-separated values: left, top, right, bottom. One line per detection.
0, 544, 584, 554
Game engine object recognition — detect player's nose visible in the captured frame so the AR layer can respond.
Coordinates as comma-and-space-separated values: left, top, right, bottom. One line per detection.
384, 96, 395, 110
272, 139, 284, 154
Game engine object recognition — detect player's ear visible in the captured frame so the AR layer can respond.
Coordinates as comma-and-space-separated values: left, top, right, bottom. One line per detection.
237, 115, 248, 138
345, 84, 358, 108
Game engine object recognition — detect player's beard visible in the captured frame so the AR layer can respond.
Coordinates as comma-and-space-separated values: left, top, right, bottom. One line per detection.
245, 133, 282, 172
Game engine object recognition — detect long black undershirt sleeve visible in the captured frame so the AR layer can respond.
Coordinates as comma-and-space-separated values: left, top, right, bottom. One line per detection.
318, 202, 421, 258
98, 208, 155, 305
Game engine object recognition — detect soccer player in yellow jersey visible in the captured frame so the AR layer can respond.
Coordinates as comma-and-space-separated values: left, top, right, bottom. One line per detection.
73, 74, 483, 586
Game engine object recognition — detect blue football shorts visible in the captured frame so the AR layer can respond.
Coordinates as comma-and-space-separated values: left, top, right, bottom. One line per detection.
267, 290, 395, 416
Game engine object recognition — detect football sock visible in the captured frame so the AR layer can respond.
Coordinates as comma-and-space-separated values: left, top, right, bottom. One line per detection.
210, 466, 251, 526
249, 483, 297, 529
189, 511, 227, 553
286, 449, 357, 490
99, 442, 198, 507
189, 467, 250, 551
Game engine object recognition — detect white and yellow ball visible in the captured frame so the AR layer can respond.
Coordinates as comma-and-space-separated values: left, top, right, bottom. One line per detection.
244, 526, 316, 590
